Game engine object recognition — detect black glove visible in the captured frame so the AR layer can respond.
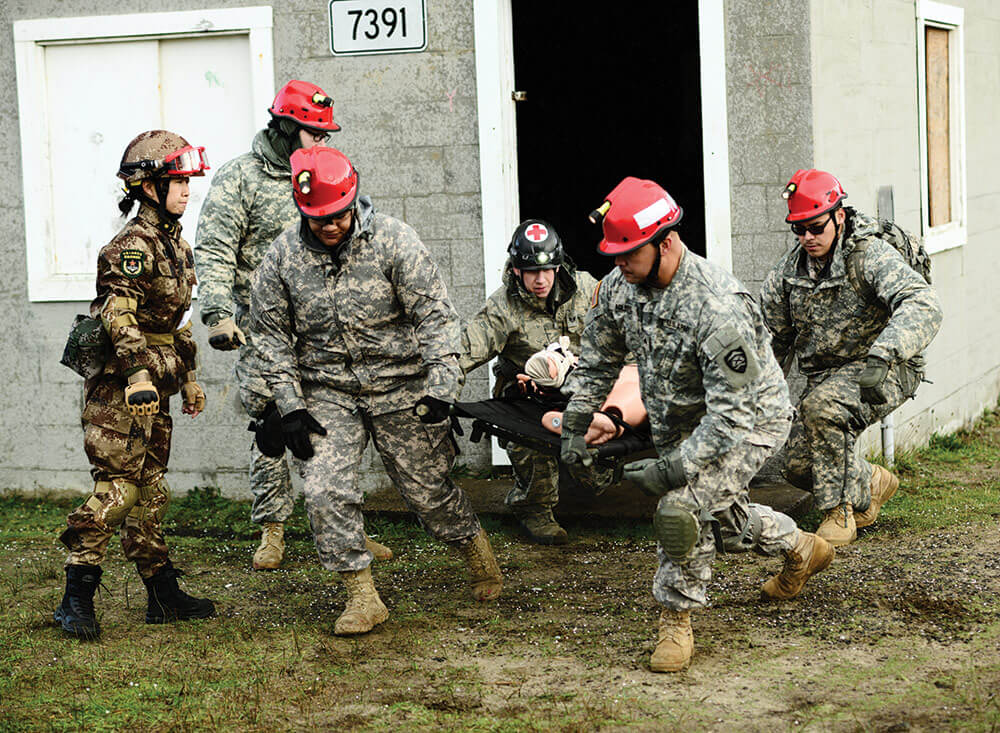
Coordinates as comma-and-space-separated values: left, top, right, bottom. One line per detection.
280, 409, 327, 460
623, 450, 687, 497
414, 396, 451, 424
559, 411, 594, 467
250, 401, 285, 458
858, 356, 890, 405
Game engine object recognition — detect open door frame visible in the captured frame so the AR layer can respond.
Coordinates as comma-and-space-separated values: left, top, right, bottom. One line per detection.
473, 0, 733, 463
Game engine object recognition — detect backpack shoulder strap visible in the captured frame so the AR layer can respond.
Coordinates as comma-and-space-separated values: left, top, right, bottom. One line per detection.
845, 239, 876, 303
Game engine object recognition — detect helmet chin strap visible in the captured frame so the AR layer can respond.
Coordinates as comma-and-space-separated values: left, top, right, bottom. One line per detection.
643, 244, 662, 287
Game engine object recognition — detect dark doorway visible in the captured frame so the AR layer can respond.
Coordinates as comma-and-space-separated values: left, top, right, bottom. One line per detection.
511, 1, 705, 279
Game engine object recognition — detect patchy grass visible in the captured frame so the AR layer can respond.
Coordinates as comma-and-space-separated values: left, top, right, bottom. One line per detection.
2, 411, 1000, 730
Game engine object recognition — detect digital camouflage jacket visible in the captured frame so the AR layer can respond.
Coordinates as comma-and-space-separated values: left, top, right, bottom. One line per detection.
759, 207, 943, 375
194, 129, 300, 326
249, 198, 463, 417
564, 247, 791, 476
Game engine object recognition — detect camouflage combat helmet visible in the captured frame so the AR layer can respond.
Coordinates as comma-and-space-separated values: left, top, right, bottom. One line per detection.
117, 130, 209, 187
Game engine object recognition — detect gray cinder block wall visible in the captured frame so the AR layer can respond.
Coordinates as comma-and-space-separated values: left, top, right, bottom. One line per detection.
0, 0, 491, 499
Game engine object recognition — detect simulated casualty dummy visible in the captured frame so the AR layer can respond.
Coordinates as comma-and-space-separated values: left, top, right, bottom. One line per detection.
459, 220, 607, 544
760, 169, 942, 546
55, 130, 215, 639
561, 176, 834, 672
249, 146, 502, 636
195, 80, 392, 569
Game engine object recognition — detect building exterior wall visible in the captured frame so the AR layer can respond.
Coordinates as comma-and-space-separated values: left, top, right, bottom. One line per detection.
809, 0, 1000, 452
725, 0, 814, 294
0, 0, 490, 499
1, 0, 998, 500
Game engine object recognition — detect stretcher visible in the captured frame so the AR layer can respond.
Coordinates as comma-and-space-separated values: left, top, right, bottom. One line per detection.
451, 392, 654, 463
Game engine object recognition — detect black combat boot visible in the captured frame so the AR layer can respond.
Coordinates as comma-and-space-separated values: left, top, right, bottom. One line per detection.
142, 562, 215, 624
54, 564, 102, 639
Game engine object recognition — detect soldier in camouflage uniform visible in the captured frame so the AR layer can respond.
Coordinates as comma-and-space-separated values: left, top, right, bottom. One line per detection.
459, 219, 600, 544
561, 177, 834, 672
194, 80, 392, 569
55, 130, 215, 639
760, 169, 943, 546
249, 146, 502, 636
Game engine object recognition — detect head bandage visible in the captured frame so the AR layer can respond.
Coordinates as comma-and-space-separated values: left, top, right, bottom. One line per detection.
523, 336, 577, 388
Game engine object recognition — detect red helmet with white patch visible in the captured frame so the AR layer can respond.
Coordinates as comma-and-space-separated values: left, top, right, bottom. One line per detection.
782, 168, 847, 222
291, 146, 358, 218
591, 177, 683, 256
270, 80, 341, 132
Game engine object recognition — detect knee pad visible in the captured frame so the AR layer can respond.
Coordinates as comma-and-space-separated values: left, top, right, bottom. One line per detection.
653, 503, 701, 561
89, 479, 141, 528
129, 478, 171, 524
721, 506, 763, 553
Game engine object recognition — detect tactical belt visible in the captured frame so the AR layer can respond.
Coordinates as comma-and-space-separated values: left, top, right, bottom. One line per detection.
143, 323, 192, 346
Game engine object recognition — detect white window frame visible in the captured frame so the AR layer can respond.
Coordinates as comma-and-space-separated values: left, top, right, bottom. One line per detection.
915, 0, 966, 254
13, 7, 275, 302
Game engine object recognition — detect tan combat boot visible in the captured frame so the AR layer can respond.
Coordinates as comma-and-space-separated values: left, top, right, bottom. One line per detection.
252, 522, 285, 570
365, 534, 394, 561
855, 465, 900, 528
517, 509, 569, 546
334, 566, 389, 636
650, 609, 694, 672
456, 529, 503, 601
762, 531, 835, 600
816, 503, 856, 546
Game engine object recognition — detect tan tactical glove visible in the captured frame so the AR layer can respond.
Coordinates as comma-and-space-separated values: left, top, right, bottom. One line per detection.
124, 369, 159, 416
181, 373, 206, 417
207, 316, 246, 351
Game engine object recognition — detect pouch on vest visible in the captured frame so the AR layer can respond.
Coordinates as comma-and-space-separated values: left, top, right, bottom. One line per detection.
60, 314, 110, 379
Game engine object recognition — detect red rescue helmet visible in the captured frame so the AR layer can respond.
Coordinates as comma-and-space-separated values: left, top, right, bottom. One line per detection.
590, 177, 683, 256
291, 146, 359, 218
270, 80, 341, 133
782, 168, 847, 222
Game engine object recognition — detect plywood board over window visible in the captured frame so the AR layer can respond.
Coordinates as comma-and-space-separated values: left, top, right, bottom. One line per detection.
925, 26, 950, 228
13, 8, 274, 302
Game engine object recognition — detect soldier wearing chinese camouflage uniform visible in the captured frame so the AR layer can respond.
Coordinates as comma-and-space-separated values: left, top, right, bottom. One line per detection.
561, 177, 834, 672
760, 169, 943, 546
249, 146, 502, 636
459, 219, 600, 544
194, 80, 392, 569
55, 130, 215, 639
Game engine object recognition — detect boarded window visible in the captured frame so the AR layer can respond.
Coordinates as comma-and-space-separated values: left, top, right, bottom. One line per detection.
925, 26, 951, 227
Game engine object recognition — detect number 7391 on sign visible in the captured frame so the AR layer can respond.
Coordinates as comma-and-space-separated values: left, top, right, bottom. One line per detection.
329, 0, 427, 56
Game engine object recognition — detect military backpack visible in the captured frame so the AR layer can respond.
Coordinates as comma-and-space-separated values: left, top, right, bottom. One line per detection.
845, 214, 932, 304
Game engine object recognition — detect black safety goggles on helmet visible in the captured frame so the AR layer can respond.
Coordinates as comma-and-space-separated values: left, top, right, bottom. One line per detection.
790, 212, 834, 236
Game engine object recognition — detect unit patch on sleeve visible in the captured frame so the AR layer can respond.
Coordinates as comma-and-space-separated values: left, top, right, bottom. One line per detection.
120, 249, 146, 279
703, 324, 760, 388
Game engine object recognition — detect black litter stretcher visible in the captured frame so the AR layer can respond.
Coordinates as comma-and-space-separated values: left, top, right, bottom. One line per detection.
451, 394, 654, 462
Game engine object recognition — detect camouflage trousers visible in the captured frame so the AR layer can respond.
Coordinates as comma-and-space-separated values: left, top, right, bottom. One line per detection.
653, 423, 799, 611
235, 325, 294, 525
506, 443, 619, 515
297, 400, 481, 572
61, 377, 173, 578
785, 360, 913, 512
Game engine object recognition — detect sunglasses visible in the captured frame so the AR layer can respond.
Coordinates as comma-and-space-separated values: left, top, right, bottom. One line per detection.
790, 213, 833, 236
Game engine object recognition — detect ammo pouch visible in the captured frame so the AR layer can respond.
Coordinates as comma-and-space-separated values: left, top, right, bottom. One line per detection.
60, 315, 110, 379
898, 354, 925, 399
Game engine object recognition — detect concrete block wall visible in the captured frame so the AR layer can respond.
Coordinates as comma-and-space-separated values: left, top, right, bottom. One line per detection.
725, 0, 814, 294
810, 0, 1000, 454
0, 0, 491, 499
